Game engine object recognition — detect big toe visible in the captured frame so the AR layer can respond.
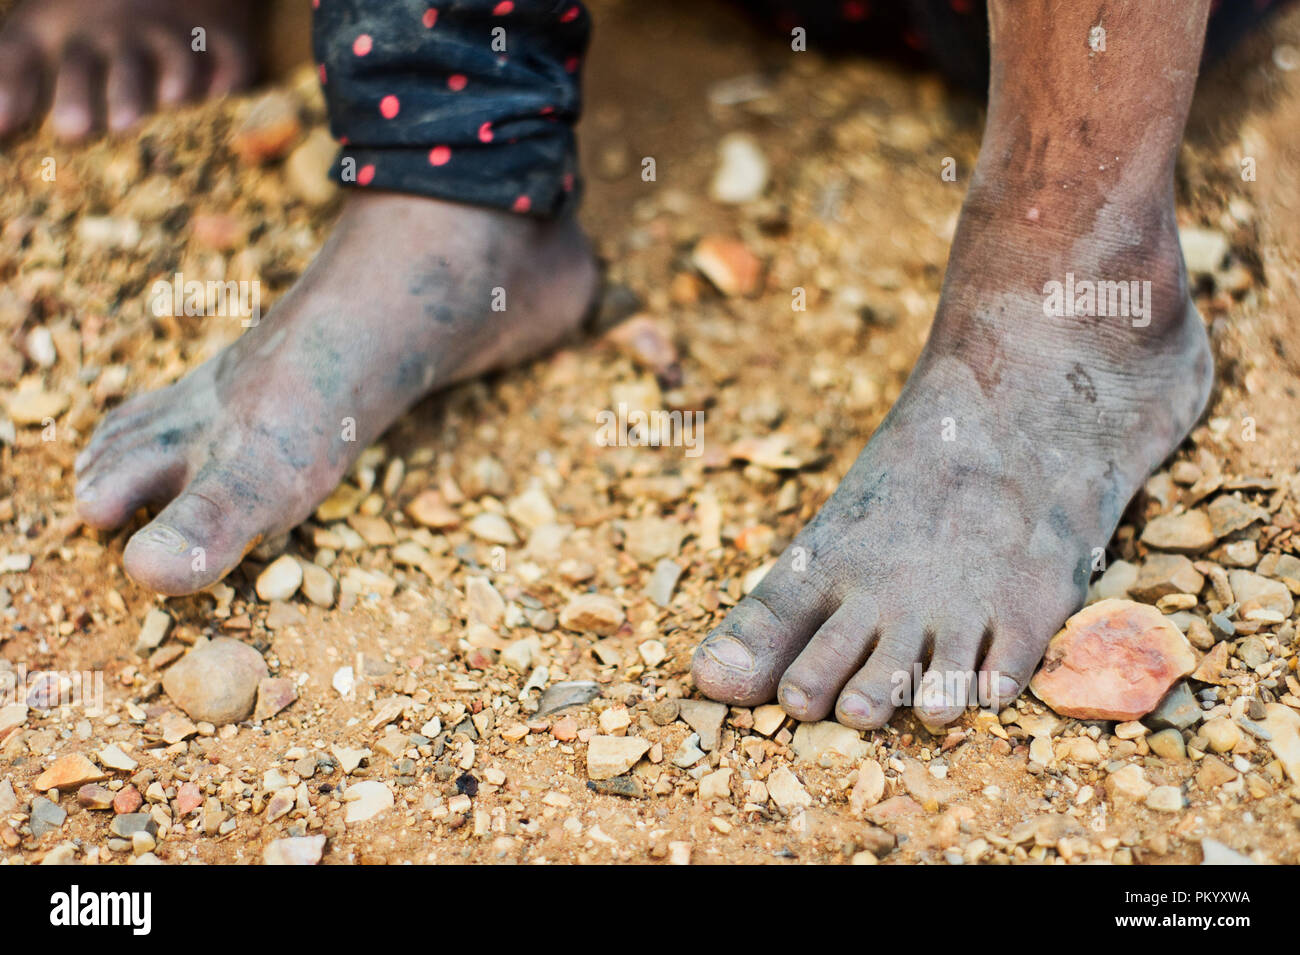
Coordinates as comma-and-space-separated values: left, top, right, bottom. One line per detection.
691, 559, 833, 707
123, 468, 270, 595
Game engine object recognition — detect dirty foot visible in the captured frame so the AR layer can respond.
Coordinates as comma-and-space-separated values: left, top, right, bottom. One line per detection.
0, 0, 254, 139
693, 195, 1213, 729
74, 193, 598, 594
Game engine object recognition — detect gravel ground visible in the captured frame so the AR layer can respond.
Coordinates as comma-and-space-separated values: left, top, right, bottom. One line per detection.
2, 0, 1300, 865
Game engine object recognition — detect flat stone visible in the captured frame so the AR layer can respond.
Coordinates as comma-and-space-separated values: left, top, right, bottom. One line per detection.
264, 834, 327, 865
405, 490, 460, 528
766, 766, 812, 813
255, 554, 302, 602
1206, 495, 1268, 538
162, 638, 269, 725
1202, 718, 1241, 752
693, 234, 762, 297
1140, 510, 1215, 554
586, 735, 651, 780
35, 753, 109, 792
752, 704, 787, 737
253, 677, 298, 722
135, 608, 172, 655
300, 562, 337, 608
506, 487, 557, 530
709, 132, 768, 204
76, 784, 115, 810
620, 516, 687, 565
1261, 703, 1300, 782
0, 703, 27, 736
1228, 570, 1294, 618
535, 680, 600, 718
110, 812, 157, 839
1195, 756, 1238, 789
1105, 764, 1152, 803
29, 797, 66, 838
465, 576, 505, 629
1200, 838, 1257, 865
112, 786, 142, 814
1147, 728, 1186, 760
849, 760, 886, 813
175, 782, 203, 816
558, 594, 625, 636
678, 699, 727, 751
344, 780, 394, 823
1129, 554, 1205, 603
1192, 641, 1231, 684
792, 721, 869, 764
698, 768, 733, 801
466, 512, 518, 546
646, 559, 683, 607
672, 733, 706, 768
97, 743, 138, 772
1145, 681, 1202, 730
1091, 560, 1137, 601
1145, 785, 1184, 812
1029, 599, 1196, 721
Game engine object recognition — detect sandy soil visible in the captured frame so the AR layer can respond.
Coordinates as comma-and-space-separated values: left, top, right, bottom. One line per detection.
1, 0, 1299, 865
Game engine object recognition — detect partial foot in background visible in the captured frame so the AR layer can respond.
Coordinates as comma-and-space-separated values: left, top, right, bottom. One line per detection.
0, 0, 255, 139
74, 193, 599, 594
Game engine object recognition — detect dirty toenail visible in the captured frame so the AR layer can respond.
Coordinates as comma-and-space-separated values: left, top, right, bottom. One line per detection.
74, 450, 90, 473
995, 675, 1020, 701
701, 635, 754, 672
75, 479, 95, 502
839, 692, 872, 719
134, 524, 189, 554
780, 685, 809, 713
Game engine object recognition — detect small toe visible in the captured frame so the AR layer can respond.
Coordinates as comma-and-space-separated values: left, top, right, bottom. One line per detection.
913, 621, 988, 730
0, 37, 43, 135
692, 554, 835, 707
106, 42, 152, 132
49, 38, 102, 140
835, 621, 927, 730
76, 449, 185, 531
978, 616, 1052, 711
777, 593, 880, 722
142, 25, 199, 105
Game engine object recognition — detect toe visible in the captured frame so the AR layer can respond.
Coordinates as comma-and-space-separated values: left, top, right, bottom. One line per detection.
76, 448, 185, 531
0, 36, 43, 135
692, 554, 836, 707
106, 42, 151, 133
142, 25, 199, 106
49, 37, 102, 140
205, 28, 254, 97
76, 394, 178, 476
913, 619, 988, 730
978, 615, 1053, 711
123, 463, 272, 595
777, 593, 880, 722
835, 621, 928, 730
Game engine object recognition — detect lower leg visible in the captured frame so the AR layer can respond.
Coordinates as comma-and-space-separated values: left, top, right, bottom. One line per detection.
692, 0, 1215, 728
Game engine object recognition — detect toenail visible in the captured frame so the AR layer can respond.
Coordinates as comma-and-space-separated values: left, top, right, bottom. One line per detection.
995, 675, 1021, 701
839, 692, 872, 719
134, 524, 189, 554
75, 479, 95, 502
701, 635, 754, 672
780, 685, 809, 713
74, 450, 90, 473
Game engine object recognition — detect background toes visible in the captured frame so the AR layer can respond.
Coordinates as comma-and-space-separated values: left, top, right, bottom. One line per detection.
0, 38, 43, 135
49, 37, 102, 140
106, 42, 152, 132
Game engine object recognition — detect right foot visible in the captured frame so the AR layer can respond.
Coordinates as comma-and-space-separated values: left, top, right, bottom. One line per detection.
0, 0, 254, 139
74, 193, 599, 594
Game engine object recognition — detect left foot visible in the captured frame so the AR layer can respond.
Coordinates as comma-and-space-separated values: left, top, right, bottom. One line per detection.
692, 190, 1212, 729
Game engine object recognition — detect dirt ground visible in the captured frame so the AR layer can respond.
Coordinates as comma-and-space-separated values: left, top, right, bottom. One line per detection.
2, 0, 1300, 865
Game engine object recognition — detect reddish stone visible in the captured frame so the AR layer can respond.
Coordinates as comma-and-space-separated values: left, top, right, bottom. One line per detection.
1029, 599, 1197, 721
175, 781, 203, 816
551, 716, 579, 742
112, 785, 143, 815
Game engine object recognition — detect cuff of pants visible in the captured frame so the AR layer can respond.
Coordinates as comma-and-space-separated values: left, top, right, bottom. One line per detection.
313, 0, 589, 218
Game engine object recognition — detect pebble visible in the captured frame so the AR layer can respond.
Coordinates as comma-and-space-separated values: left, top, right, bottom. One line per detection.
501, 635, 540, 673
1145, 681, 1202, 731
752, 704, 787, 737
598, 705, 631, 736
344, 780, 394, 823
646, 559, 683, 607
405, 490, 460, 528
535, 681, 601, 718
692, 234, 762, 298
506, 487, 557, 530
1261, 704, 1300, 782
638, 639, 667, 667
587, 735, 651, 780
77, 784, 115, 810
1140, 509, 1215, 553
97, 743, 137, 772
672, 733, 706, 768
162, 637, 269, 725
4, 382, 69, 424
620, 516, 687, 565
791, 721, 868, 764
264, 834, 327, 865
1029, 599, 1196, 720
300, 561, 337, 608
253, 677, 298, 721
678, 699, 727, 751
110, 813, 157, 839
1147, 728, 1186, 760
466, 512, 518, 546
648, 699, 680, 725
698, 768, 733, 801
1105, 764, 1153, 803
284, 128, 339, 206
1145, 786, 1184, 813
113, 786, 143, 814
35, 753, 109, 792
1200, 838, 1257, 865
1202, 718, 1241, 753
1128, 554, 1204, 603
1091, 560, 1137, 601
29, 797, 66, 838
1179, 226, 1230, 275
1228, 570, 1294, 618
256, 554, 303, 602
766, 766, 813, 813
850, 760, 886, 813
1192, 642, 1231, 684
0, 703, 27, 736
231, 90, 302, 164
332, 666, 356, 697
709, 132, 769, 204
1196, 757, 1238, 789
558, 594, 625, 635
604, 315, 682, 387
1206, 495, 1268, 538
135, 608, 172, 655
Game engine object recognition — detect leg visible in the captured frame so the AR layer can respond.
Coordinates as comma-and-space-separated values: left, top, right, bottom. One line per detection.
0, 0, 254, 140
693, 0, 1215, 728
74, 1, 598, 594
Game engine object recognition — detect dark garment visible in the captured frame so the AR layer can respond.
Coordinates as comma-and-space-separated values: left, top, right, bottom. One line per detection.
312, 0, 1289, 217
312, 0, 589, 217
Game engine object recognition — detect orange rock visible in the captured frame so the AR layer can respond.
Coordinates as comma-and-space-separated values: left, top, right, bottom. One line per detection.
34, 753, 109, 792
691, 235, 762, 298
230, 91, 302, 165
405, 489, 460, 529
1028, 599, 1197, 721
551, 716, 579, 742
1191, 640, 1231, 685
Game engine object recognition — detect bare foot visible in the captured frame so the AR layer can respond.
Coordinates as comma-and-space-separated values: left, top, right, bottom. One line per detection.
0, 0, 254, 139
74, 193, 599, 594
691, 0, 1217, 730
